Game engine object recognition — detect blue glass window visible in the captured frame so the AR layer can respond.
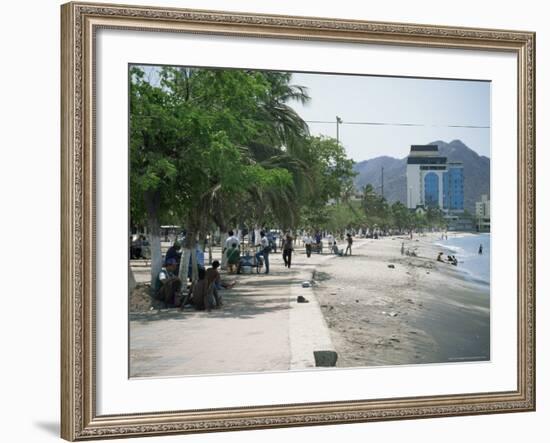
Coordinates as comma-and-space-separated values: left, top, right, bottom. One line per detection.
443, 167, 464, 210
424, 172, 439, 208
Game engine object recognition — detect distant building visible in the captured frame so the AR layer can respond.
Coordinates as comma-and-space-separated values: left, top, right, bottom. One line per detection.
475, 194, 491, 231
406, 144, 464, 212
445, 213, 475, 232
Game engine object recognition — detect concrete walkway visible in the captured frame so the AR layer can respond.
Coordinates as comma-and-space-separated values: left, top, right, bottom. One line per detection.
130, 240, 368, 378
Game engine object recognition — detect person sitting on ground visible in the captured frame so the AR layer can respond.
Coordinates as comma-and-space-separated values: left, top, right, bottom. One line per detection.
345, 233, 353, 256
205, 260, 236, 306
226, 242, 240, 274
331, 243, 344, 257
204, 261, 223, 308
153, 258, 183, 307
451, 255, 458, 266
185, 267, 209, 310
437, 252, 445, 262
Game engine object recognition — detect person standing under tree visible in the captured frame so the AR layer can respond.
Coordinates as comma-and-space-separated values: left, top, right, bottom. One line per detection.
303, 232, 313, 258
282, 233, 294, 268
345, 233, 353, 256
222, 230, 239, 269
226, 242, 240, 273
478, 243, 483, 255
255, 231, 270, 274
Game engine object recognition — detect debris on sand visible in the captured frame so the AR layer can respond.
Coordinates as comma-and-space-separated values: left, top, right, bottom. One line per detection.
130, 283, 155, 313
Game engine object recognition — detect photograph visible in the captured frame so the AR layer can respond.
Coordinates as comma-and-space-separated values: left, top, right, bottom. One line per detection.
128, 65, 492, 378
58, 2, 535, 439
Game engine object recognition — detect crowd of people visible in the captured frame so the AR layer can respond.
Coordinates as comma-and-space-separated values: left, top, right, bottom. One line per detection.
150, 229, 357, 311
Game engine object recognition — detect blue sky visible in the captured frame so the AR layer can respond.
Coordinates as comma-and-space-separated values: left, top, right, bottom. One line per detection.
289, 72, 491, 162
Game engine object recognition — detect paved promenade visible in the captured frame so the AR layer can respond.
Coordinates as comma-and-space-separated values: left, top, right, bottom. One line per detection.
129, 240, 368, 378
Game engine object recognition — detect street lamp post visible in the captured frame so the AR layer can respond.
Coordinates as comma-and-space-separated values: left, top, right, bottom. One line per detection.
336, 116, 342, 145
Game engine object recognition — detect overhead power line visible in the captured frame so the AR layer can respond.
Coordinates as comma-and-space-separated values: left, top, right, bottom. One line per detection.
304, 120, 490, 129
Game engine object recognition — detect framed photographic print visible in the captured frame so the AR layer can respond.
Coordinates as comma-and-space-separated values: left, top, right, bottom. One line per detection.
61, 1, 536, 440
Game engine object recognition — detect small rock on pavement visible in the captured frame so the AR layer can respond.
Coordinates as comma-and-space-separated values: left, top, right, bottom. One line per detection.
314, 350, 338, 367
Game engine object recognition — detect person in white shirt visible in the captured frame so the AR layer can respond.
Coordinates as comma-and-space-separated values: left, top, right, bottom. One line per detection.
255, 231, 270, 274
326, 233, 334, 251
222, 230, 240, 268
303, 232, 313, 258
224, 230, 240, 249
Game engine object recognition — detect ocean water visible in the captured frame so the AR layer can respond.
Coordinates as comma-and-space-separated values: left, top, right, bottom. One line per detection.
434, 233, 490, 285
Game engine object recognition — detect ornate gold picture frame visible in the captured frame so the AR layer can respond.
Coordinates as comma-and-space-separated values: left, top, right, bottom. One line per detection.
61, 1, 535, 440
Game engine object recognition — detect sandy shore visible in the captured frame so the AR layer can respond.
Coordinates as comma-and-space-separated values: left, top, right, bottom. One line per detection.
313, 233, 490, 367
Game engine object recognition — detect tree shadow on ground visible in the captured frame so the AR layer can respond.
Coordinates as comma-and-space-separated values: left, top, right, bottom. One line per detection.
130, 295, 291, 323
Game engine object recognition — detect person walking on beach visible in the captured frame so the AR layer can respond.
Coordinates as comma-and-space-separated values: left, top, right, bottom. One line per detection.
345, 233, 353, 256
303, 232, 313, 258
282, 233, 294, 268
401, 242, 405, 255
478, 244, 483, 255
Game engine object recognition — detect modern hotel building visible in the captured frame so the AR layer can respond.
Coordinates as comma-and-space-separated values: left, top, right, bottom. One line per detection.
406, 145, 464, 212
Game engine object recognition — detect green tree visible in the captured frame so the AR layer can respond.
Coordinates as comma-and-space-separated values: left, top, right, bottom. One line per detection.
130, 67, 185, 284
391, 201, 411, 232
130, 67, 315, 283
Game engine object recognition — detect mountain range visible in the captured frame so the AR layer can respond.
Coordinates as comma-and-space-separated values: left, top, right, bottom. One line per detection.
352, 140, 490, 213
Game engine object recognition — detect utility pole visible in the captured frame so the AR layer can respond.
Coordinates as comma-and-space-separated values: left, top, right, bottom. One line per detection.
336, 116, 342, 145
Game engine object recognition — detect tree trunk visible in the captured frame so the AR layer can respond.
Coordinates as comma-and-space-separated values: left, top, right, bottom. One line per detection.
145, 191, 162, 289
220, 231, 228, 268
208, 232, 213, 265
190, 247, 198, 283
179, 228, 196, 283
129, 265, 137, 294
179, 248, 191, 282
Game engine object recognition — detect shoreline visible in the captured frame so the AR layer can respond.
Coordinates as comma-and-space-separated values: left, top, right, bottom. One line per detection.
433, 232, 491, 286
313, 233, 490, 368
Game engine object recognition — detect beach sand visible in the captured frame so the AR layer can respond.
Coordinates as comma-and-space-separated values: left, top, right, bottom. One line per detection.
314, 233, 490, 367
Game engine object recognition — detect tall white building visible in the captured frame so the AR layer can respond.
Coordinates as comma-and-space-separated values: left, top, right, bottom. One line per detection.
475, 194, 491, 231
406, 144, 464, 211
